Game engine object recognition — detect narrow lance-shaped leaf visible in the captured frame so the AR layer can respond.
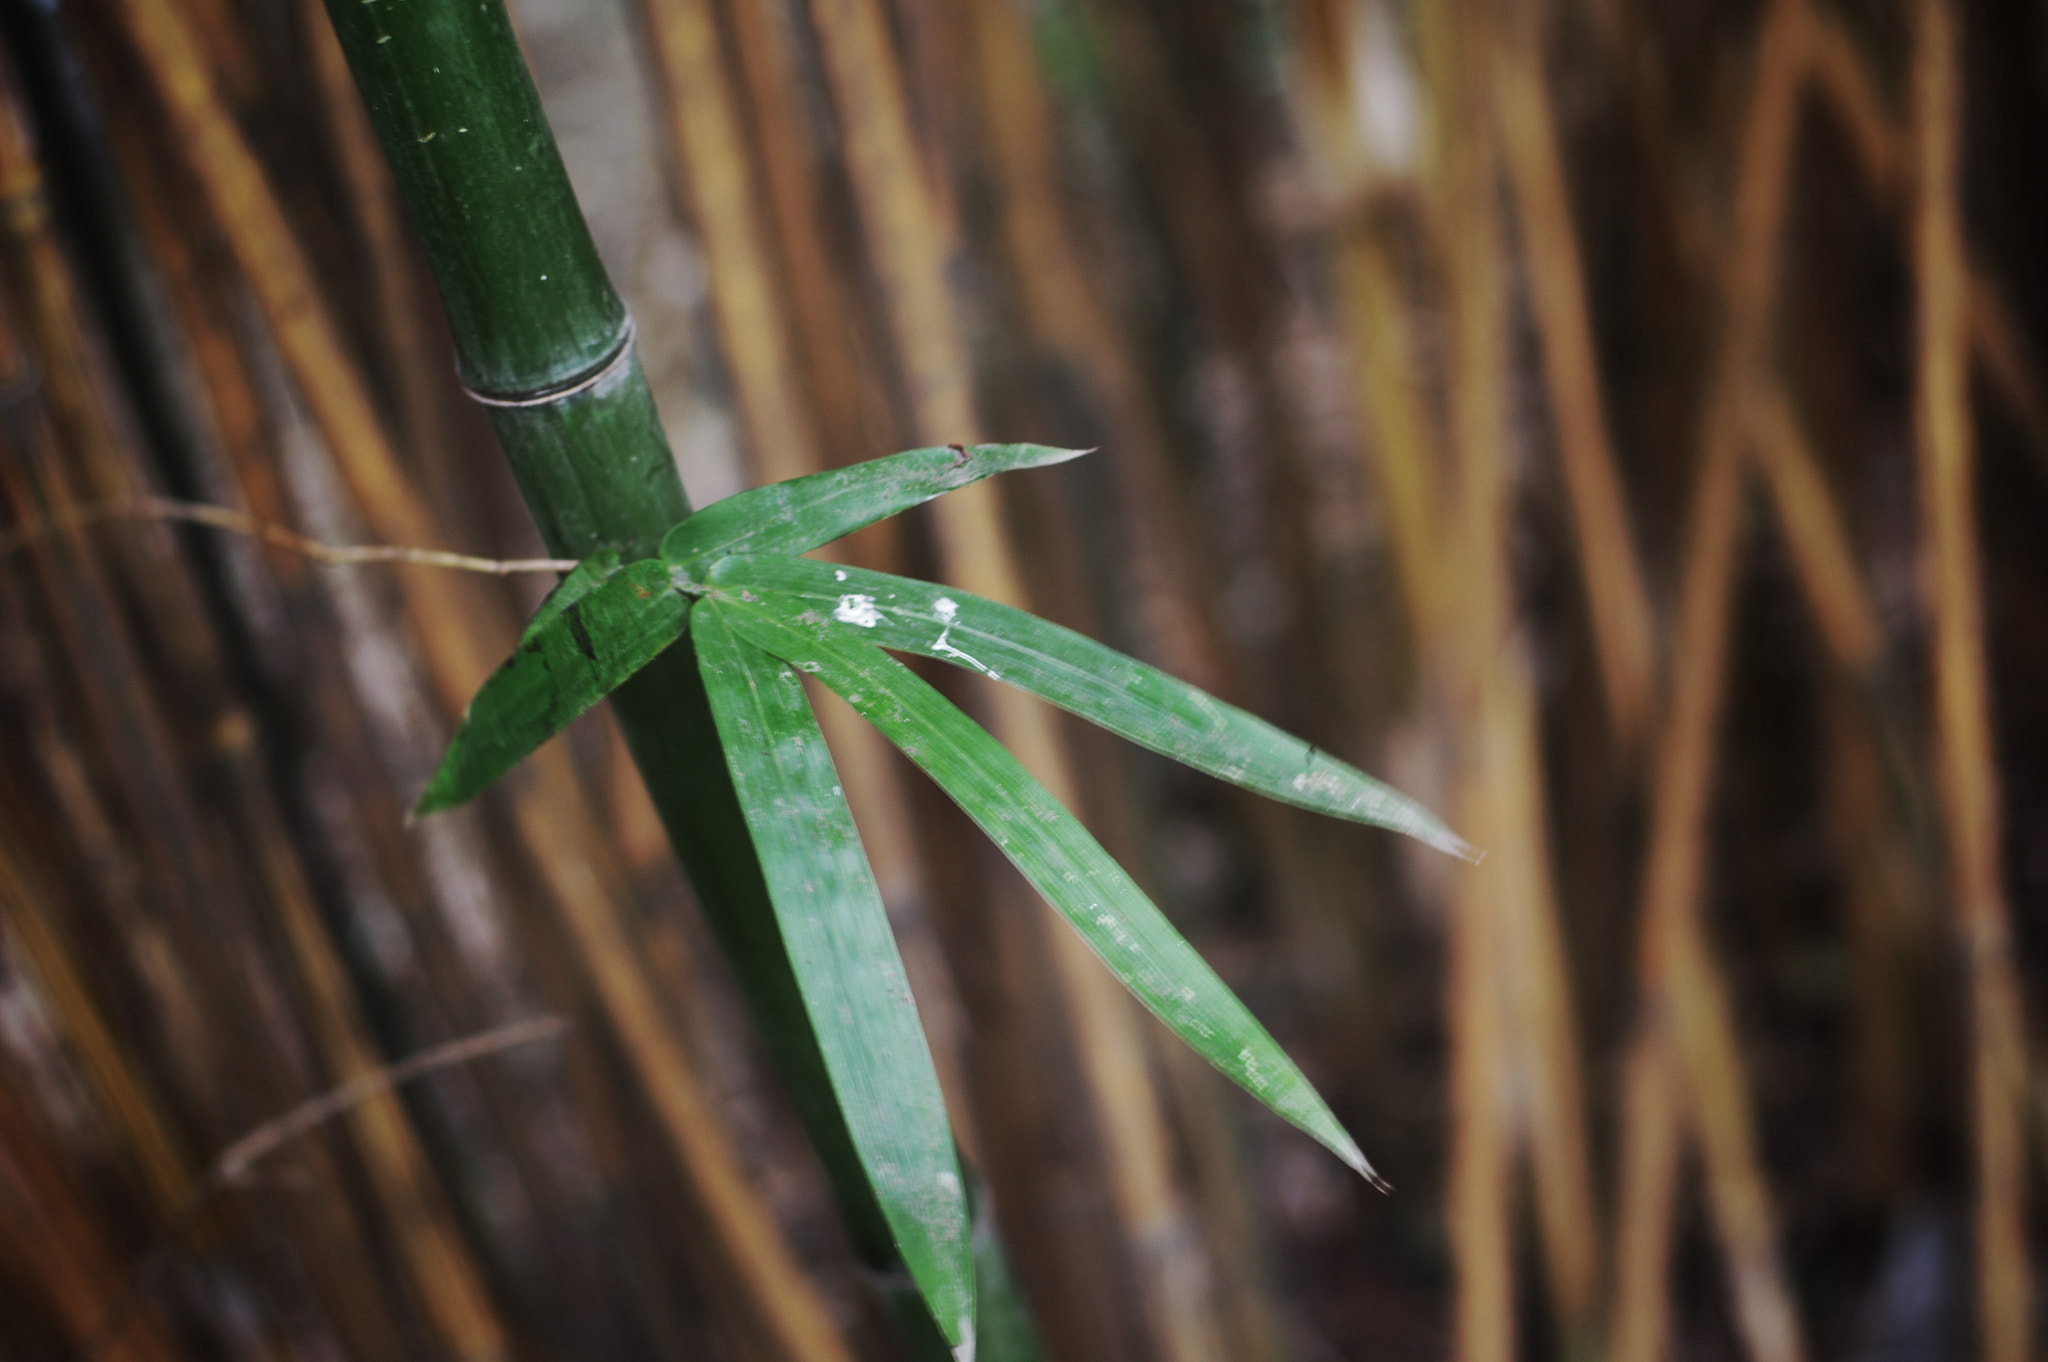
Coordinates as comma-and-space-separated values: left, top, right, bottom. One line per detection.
709, 588, 1387, 1186
692, 601, 974, 1344
518, 549, 622, 644
703, 554, 1476, 861
415, 559, 690, 813
660, 442, 1088, 574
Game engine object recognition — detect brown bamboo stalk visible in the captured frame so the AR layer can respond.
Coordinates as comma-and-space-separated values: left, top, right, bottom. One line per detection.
1610, 8, 1810, 1362
964, 0, 1233, 699
803, 2, 1226, 1357
1608, 1032, 1684, 1362
0, 1082, 182, 1362
0, 285, 421, 1362
632, 0, 981, 1162
227, 727, 511, 1362
1748, 387, 1883, 674
1910, 7, 2031, 1361
0, 822, 195, 1225
1437, 10, 1517, 1358
1820, 677, 1920, 1197
105, 94, 628, 1334
0, 84, 512, 1348
719, 0, 894, 475
960, 2, 1292, 1355
1492, 6, 1658, 746
299, 0, 463, 518
1804, 3, 2048, 482
638, 0, 820, 482
109, 4, 854, 1356
0, 136, 197, 1218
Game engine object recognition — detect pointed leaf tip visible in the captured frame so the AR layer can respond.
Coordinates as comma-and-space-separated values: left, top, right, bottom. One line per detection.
660, 442, 1093, 572
711, 592, 1376, 1179
702, 554, 1475, 860
415, 559, 689, 813
693, 603, 974, 1338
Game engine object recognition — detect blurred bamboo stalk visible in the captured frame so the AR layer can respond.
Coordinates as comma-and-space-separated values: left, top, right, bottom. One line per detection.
635, 5, 1022, 1351
0, 1080, 181, 1362
957, 1, 1293, 1355
1610, 6, 1808, 1362
1491, 0, 1656, 747
1412, 11, 1512, 1362
1749, 388, 1883, 675
0, 68, 450, 1358
111, 1, 854, 1356
1909, 8, 2032, 1362
1300, 1, 1601, 1349
803, 1, 1229, 1358
1799, 0, 2048, 482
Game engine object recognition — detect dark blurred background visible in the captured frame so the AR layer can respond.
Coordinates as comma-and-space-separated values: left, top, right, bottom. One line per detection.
0, 0, 2044, 1359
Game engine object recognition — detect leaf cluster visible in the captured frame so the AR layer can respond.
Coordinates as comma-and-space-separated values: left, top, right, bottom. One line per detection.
417, 443, 1473, 1347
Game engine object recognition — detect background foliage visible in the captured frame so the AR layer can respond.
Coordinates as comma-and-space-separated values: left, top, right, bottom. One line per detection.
0, 0, 2043, 1359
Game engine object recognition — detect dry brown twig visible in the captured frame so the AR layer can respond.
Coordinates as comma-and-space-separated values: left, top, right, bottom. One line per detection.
0, 496, 578, 575
84, 1015, 569, 1362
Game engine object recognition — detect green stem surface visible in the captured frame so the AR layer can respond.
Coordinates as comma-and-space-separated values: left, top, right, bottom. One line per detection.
319, 3, 989, 1355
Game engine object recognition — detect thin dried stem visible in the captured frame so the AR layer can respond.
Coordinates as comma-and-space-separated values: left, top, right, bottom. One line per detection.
1911, 5, 2032, 1360
86, 1017, 568, 1362
1611, 7, 1811, 1362
0, 495, 577, 574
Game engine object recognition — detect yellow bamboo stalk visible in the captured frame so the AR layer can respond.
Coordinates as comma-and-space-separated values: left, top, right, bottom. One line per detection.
224, 725, 509, 1362
1748, 387, 1883, 673
112, 3, 853, 1356
718, 0, 894, 476
299, 0, 459, 512
1608, 1033, 1683, 1362
1910, 8, 2031, 1362
1492, 8, 1658, 745
1444, 12, 1517, 1359
1611, 9, 1810, 1362
1803, 2, 2048, 480
638, 0, 819, 481
632, 0, 980, 1161
0, 823, 194, 1223
803, 1, 1225, 1357
0, 1084, 181, 1362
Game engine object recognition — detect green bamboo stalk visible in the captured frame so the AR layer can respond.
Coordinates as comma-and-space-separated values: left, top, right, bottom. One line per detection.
316, 1, 969, 1354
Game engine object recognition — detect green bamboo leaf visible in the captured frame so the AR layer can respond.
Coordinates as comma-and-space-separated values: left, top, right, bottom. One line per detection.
702, 554, 1476, 862
518, 549, 622, 645
692, 602, 974, 1345
710, 588, 1386, 1187
415, 559, 690, 813
660, 443, 1087, 573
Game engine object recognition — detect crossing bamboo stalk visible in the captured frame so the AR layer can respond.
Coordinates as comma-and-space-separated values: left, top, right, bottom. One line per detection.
802, 1, 1230, 1357
118, 0, 855, 1355
1434, 9, 1516, 1359
1910, 6, 2031, 1360
1492, 1, 1657, 747
1610, 9, 1809, 1361
632, 2, 1043, 1350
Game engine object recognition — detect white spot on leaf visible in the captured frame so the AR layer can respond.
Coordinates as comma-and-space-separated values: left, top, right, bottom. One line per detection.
834, 593, 883, 627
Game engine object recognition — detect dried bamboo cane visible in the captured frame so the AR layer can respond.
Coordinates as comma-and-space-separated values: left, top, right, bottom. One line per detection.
1610, 9, 1810, 1362
1910, 7, 2032, 1361
1492, 3, 1657, 747
115, 1, 853, 1356
802, 1, 1228, 1358
633, 1, 1036, 1351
